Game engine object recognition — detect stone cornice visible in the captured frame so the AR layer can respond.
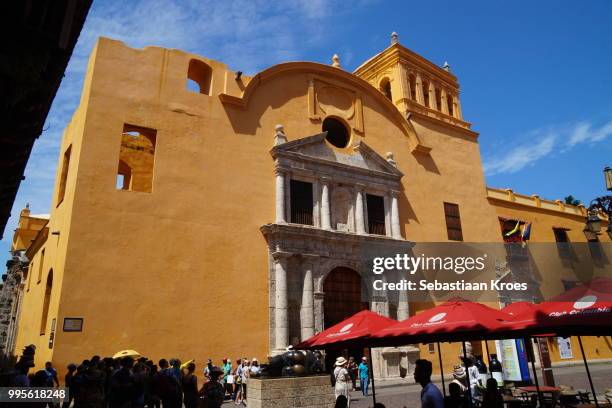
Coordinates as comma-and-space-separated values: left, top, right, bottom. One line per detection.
486, 187, 602, 220
271, 132, 404, 180
260, 223, 414, 248
408, 111, 478, 139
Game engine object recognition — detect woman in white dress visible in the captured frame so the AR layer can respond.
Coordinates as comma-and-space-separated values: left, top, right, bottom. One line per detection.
333, 356, 351, 406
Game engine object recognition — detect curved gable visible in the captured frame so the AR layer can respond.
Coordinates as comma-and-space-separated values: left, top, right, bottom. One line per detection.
218, 62, 431, 154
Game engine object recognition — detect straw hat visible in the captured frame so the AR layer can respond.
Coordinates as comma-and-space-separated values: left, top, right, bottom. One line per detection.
335, 357, 348, 367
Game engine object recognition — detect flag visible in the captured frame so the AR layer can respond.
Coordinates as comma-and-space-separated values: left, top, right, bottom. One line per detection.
505, 220, 521, 237
521, 222, 532, 241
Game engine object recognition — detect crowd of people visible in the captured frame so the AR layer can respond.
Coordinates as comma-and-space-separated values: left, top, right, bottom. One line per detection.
6, 352, 262, 408
5, 345, 505, 408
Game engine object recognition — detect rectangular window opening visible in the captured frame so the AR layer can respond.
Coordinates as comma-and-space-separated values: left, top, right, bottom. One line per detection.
37, 248, 45, 283
444, 202, 463, 241
366, 194, 386, 235
117, 124, 157, 193
57, 146, 72, 206
553, 227, 573, 259
290, 180, 313, 225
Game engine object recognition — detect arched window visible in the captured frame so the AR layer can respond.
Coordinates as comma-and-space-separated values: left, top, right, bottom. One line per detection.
380, 78, 392, 101
408, 74, 417, 101
40, 270, 53, 335
422, 80, 430, 108
322, 117, 350, 148
187, 59, 212, 95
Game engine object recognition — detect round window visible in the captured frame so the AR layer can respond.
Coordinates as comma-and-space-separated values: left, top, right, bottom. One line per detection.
322, 117, 350, 148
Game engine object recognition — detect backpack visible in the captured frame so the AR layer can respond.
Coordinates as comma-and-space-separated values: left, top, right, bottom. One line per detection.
330, 369, 336, 387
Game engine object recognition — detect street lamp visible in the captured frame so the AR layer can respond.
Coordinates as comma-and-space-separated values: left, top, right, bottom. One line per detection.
605, 167, 612, 191
583, 167, 612, 241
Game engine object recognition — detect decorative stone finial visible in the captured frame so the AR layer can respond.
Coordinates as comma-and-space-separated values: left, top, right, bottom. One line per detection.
391, 32, 399, 45
273, 124, 287, 146
332, 54, 341, 68
386, 152, 397, 167
442, 61, 450, 72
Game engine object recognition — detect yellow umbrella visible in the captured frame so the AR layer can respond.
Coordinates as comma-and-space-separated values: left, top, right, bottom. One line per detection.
180, 359, 195, 369
113, 349, 141, 359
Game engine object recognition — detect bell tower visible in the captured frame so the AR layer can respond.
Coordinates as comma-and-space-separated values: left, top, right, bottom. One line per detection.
354, 32, 471, 131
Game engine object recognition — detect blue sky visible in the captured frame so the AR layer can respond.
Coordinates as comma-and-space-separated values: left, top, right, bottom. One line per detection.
2, 0, 611, 262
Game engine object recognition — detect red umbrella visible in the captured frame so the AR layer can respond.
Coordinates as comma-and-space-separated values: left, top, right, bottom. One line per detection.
501, 279, 612, 408
372, 300, 511, 344
550, 277, 612, 302
295, 310, 397, 349
507, 296, 612, 337
295, 310, 396, 407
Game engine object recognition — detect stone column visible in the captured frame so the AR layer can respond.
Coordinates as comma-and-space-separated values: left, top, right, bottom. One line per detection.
397, 271, 410, 320
390, 190, 402, 239
314, 291, 325, 333
415, 73, 425, 105
300, 255, 317, 340
454, 94, 463, 119
275, 169, 286, 223
440, 89, 450, 115
355, 184, 365, 234
429, 83, 438, 110
273, 252, 291, 351
320, 177, 331, 230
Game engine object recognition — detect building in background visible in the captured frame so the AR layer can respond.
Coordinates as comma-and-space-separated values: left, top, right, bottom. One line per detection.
0, 1, 92, 239
4, 33, 610, 379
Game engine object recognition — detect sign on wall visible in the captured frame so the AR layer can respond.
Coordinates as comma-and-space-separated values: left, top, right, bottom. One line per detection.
557, 337, 573, 359
63, 317, 83, 332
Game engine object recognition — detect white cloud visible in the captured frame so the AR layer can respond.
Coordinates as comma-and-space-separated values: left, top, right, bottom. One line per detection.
484, 133, 556, 176
484, 120, 612, 176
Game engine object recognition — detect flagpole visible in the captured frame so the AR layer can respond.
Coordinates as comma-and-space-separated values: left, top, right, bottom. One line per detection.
462, 342, 473, 408
526, 336, 545, 408
578, 336, 599, 408
368, 347, 377, 406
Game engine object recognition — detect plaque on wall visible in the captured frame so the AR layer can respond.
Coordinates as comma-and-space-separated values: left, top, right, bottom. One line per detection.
63, 317, 83, 332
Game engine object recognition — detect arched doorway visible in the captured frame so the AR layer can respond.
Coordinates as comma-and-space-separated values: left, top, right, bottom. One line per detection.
323, 267, 369, 372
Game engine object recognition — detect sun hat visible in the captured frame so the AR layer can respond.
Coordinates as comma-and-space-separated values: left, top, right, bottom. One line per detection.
335, 357, 348, 366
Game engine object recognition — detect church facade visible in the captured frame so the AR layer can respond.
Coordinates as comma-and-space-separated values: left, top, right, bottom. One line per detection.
3, 34, 610, 379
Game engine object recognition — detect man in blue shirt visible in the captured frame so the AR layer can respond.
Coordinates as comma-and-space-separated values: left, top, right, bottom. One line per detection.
414, 359, 444, 408
358, 356, 370, 396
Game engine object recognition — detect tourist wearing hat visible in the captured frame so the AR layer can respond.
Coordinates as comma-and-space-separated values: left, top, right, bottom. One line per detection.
199, 366, 225, 408
249, 358, 260, 377
333, 357, 351, 406
450, 365, 468, 393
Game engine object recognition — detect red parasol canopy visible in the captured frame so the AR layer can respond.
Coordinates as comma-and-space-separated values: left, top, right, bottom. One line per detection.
503, 279, 612, 337
371, 300, 512, 345
550, 277, 612, 302
295, 310, 396, 350
501, 301, 537, 316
